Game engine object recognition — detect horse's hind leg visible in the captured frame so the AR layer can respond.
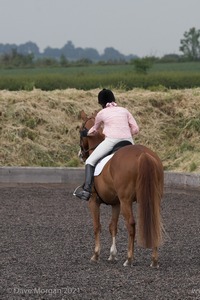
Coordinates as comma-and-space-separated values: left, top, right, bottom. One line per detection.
88, 196, 101, 262
120, 200, 136, 266
108, 203, 120, 261
151, 247, 159, 268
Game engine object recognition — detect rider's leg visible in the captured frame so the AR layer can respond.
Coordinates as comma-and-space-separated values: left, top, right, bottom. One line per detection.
75, 164, 95, 201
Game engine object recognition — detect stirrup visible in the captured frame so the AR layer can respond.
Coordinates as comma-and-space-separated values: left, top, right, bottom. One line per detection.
73, 185, 83, 197
73, 186, 91, 201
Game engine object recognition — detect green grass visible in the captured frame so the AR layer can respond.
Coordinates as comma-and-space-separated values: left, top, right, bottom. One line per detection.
151, 62, 200, 73
0, 62, 200, 91
0, 62, 200, 76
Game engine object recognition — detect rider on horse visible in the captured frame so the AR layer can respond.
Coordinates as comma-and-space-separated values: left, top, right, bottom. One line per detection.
75, 88, 139, 201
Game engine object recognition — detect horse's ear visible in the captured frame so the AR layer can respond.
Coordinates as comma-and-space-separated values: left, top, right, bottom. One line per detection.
91, 110, 98, 118
79, 110, 87, 121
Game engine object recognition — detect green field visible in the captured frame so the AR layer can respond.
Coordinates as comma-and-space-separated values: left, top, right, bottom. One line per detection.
1, 62, 200, 75
0, 62, 200, 90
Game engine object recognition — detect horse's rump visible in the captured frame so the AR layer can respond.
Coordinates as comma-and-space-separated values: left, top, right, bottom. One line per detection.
93, 144, 143, 203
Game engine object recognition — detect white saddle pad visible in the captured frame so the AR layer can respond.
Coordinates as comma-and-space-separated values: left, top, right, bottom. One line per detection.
94, 154, 114, 176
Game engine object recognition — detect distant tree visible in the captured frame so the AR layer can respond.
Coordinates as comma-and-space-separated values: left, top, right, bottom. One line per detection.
43, 47, 61, 60
179, 27, 200, 61
74, 58, 93, 66
38, 57, 58, 67
81, 48, 100, 61
59, 54, 69, 67
0, 48, 34, 67
131, 57, 153, 74
101, 47, 125, 61
18, 41, 40, 56
74, 47, 85, 60
0, 43, 17, 54
62, 41, 76, 60
160, 54, 181, 63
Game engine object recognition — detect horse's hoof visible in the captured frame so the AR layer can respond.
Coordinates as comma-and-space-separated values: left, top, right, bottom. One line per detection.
150, 261, 159, 268
90, 255, 99, 262
123, 259, 132, 267
108, 255, 118, 261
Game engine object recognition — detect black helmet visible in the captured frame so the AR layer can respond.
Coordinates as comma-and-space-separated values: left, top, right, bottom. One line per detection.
98, 89, 115, 108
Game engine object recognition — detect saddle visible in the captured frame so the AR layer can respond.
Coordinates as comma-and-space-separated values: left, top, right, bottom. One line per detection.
94, 140, 132, 176
109, 140, 132, 155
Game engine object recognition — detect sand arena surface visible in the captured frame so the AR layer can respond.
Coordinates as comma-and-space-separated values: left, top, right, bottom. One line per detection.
0, 185, 199, 300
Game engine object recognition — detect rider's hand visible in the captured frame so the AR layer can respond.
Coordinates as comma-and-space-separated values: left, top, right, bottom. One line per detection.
81, 128, 89, 137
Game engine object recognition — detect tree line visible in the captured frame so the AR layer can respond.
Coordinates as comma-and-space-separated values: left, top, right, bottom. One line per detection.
0, 27, 199, 68
0, 40, 136, 65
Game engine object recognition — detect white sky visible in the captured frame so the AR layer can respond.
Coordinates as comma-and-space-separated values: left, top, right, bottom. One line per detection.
0, 0, 199, 57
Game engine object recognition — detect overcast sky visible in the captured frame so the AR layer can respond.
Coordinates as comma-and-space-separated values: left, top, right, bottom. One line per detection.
0, 0, 200, 57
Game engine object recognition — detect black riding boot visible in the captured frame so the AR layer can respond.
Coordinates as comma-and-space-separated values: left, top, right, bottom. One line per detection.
75, 164, 95, 201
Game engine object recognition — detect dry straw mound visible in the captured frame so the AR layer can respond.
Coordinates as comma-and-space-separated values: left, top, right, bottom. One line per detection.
0, 88, 199, 172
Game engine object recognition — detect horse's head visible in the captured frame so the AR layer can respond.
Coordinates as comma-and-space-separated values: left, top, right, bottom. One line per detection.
77, 110, 104, 162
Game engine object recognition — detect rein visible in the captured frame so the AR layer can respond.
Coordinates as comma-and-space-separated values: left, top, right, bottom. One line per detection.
79, 117, 98, 158
80, 144, 97, 155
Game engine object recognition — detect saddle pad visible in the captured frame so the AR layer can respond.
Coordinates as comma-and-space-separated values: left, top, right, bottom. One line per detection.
94, 154, 114, 176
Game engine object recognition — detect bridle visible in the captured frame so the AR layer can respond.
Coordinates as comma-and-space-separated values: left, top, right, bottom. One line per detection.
79, 117, 97, 160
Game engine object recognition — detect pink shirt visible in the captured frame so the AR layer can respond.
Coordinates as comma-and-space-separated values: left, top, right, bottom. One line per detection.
88, 104, 139, 139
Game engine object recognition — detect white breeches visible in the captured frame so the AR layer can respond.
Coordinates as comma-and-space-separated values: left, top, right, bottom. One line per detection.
86, 137, 134, 166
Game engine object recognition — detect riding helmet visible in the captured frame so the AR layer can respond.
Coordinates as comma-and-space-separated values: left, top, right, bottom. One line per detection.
98, 88, 116, 108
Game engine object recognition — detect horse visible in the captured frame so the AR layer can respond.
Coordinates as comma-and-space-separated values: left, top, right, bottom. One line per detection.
76, 110, 164, 267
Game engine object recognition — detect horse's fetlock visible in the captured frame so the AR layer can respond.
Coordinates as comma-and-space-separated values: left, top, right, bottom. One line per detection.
94, 226, 101, 235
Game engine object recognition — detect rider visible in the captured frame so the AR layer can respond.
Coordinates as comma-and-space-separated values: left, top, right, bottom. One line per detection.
75, 88, 139, 201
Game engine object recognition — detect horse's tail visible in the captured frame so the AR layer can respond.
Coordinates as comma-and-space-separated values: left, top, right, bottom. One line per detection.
136, 152, 164, 248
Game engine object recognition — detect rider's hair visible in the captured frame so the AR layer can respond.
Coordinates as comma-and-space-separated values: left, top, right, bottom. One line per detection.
98, 89, 116, 108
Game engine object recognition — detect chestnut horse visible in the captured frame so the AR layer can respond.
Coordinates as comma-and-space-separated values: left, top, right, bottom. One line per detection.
76, 110, 164, 267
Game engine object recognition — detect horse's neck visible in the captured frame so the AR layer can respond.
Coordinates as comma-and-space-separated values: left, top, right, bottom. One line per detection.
89, 132, 104, 149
